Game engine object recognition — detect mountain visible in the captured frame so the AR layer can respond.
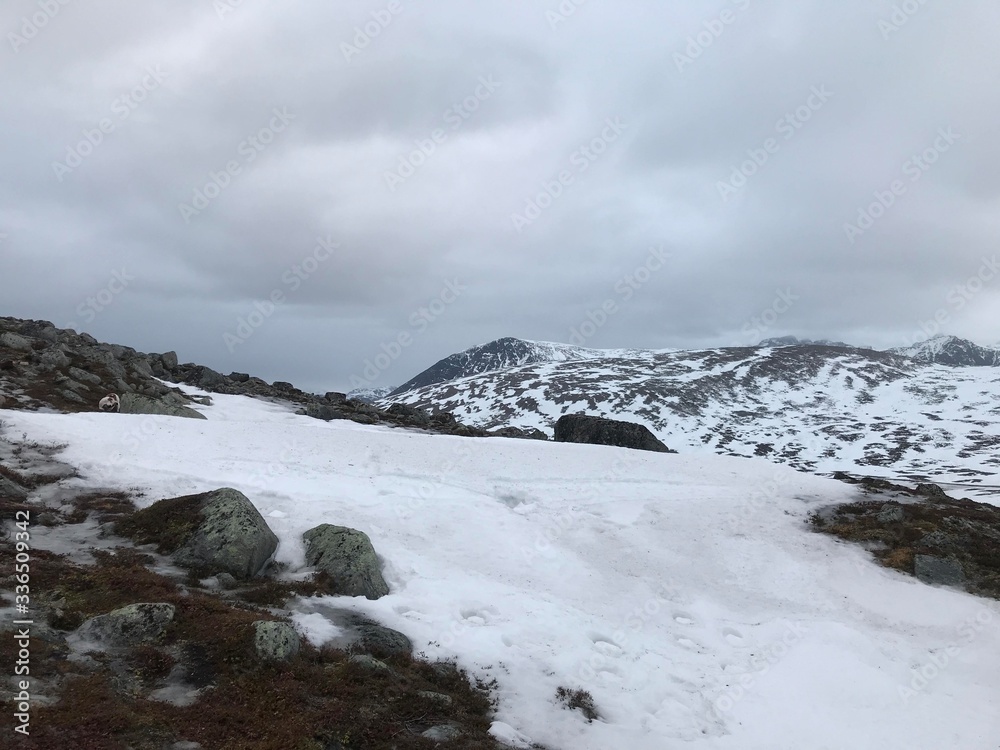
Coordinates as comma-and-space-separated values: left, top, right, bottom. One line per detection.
346, 385, 397, 403
759, 335, 856, 348
381, 341, 1000, 489
888, 335, 1000, 367
388, 336, 670, 396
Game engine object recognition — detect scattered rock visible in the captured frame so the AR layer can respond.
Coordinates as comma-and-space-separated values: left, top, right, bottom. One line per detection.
914, 554, 966, 588
490, 426, 549, 440
422, 723, 462, 741
386, 402, 430, 424
253, 621, 301, 661
554, 413, 673, 453
348, 654, 391, 672
418, 690, 453, 706
303, 404, 347, 421
302, 524, 390, 600
877, 504, 905, 523
77, 603, 175, 646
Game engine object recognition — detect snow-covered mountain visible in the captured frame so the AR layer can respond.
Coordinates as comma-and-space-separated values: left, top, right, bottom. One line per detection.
388, 336, 671, 396
889, 334, 1000, 367
6, 389, 999, 749
346, 385, 397, 403
381, 341, 1000, 489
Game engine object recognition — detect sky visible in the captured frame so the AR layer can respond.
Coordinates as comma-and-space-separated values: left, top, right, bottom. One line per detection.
2, 0, 998, 393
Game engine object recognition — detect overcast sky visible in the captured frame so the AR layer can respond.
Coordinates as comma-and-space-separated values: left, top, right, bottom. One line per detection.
2, 1, 998, 393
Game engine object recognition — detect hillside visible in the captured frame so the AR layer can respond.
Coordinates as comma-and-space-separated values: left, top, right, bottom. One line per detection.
381, 343, 1000, 489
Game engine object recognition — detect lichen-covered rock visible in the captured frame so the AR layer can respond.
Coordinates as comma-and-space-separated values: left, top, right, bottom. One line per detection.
253, 621, 300, 661
119, 392, 207, 420
0, 332, 32, 352
302, 525, 390, 600
77, 603, 175, 646
171, 488, 279, 579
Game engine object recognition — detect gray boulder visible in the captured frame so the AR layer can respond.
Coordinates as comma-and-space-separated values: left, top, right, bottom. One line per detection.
914, 554, 966, 588
78, 603, 175, 646
171, 488, 279, 579
160, 351, 179, 370
119, 392, 207, 420
253, 621, 300, 661
554, 413, 673, 453
303, 404, 347, 421
0, 332, 33, 352
303, 525, 390, 600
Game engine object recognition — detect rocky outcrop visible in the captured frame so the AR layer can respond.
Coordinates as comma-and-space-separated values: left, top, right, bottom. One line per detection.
815, 477, 1000, 598
553, 413, 673, 453
118, 488, 278, 580
119, 392, 206, 420
77, 602, 176, 646
302, 525, 390, 600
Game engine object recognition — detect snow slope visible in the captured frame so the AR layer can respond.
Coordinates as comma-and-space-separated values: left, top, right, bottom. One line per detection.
382, 345, 1000, 491
4, 391, 1000, 749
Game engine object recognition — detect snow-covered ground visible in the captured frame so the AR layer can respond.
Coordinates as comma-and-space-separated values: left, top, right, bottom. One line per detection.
4, 390, 1000, 749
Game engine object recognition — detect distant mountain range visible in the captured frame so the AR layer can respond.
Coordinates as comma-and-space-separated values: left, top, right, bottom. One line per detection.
377, 335, 1000, 488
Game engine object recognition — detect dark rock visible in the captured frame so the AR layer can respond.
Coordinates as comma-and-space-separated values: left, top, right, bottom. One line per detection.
914, 554, 966, 588
272, 381, 295, 392
228, 371, 250, 383
304, 404, 347, 421
302, 524, 390, 600
554, 413, 673, 453
386, 402, 430, 424
346, 614, 412, 655
915, 483, 949, 499
490, 426, 549, 440
324, 391, 348, 404
877, 504, 905, 523
161, 351, 179, 370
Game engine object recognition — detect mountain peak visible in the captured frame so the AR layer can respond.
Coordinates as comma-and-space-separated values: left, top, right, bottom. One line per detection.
889, 336, 1000, 366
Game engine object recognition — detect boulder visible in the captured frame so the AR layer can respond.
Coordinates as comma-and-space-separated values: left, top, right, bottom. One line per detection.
161, 351, 179, 370
302, 525, 390, 599
491, 426, 549, 440
914, 554, 966, 588
119, 392, 207, 420
553, 413, 673, 453
155, 487, 278, 580
0, 475, 28, 500
253, 621, 300, 661
77, 603, 175, 646
0, 332, 33, 352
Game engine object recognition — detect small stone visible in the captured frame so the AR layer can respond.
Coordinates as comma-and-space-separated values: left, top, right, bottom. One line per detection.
418, 690, 453, 706
421, 723, 462, 741
77, 603, 175, 646
348, 654, 391, 672
253, 621, 300, 661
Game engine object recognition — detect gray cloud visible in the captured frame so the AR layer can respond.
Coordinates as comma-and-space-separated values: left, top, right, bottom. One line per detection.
3, 0, 998, 393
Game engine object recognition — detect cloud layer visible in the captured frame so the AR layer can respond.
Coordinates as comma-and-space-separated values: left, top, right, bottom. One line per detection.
3, 0, 998, 392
